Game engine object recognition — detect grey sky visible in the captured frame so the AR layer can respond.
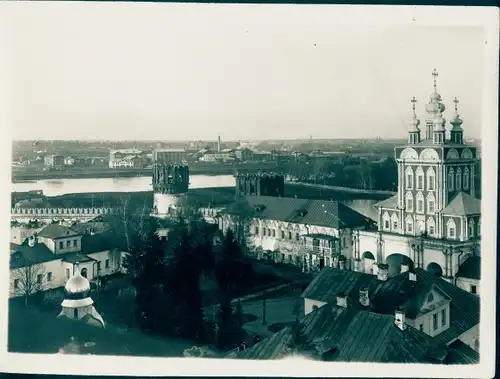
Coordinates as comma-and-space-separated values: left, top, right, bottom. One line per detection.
7, 4, 484, 141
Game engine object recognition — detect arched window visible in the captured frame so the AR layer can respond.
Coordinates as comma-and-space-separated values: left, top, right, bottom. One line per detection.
406, 215, 414, 234
463, 167, 470, 190
426, 167, 436, 191
477, 220, 481, 236
456, 167, 462, 190
382, 212, 390, 231
416, 166, 424, 190
405, 167, 414, 189
81, 268, 88, 278
391, 213, 399, 232
405, 192, 414, 212
446, 219, 457, 239
427, 193, 436, 214
427, 217, 436, 236
448, 168, 455, 191
416, 192, 424, 214
468, 218, 475, 238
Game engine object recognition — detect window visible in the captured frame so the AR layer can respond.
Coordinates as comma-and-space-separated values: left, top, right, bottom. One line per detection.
295, 233, 300, 241
448, 168, 455, 191
255, 226, 259, 235
280, 253, 285, 262
417, 175, 424, 190
477, 221, 481, 236
271, 229, 276, 237
406, 193, 413, 212
393, 221, 398, 230
419, 324, 423, 332
384, 220, 390, 229
432, 313, 438, 330
66, 268, 70, 279
429, 225, 435, 235
417, 199, 424, 213
470, 285, 477, 294
428, 199, 435, 214
463, 168, 470, 190
288, 231, 292, 240
441, 309, 446, 326
312, 305, 319, 311
14, 279, 19, 289
468, 221, 474, 238
47, 272, 52, 282
447, 219, 456, 239
449, 227, 455, 238
66, 240, 71, 248
73, 239, 78, 247
59, 241, 64, 249
97, 261, 101, 271
428, 174, 435, 190
456, 168, 462, 190
281, 230, 285, 239
37, 274, 42, 284
406, 171, 413, 189
427, 293, 434, 303
407, 222, 413, 233
81, 268, 88, 278
342, 237, 346, 246
74, 308, 78, 319
105, 259, 110, 269
263, 228, 266, 236
267, 228, 271, 236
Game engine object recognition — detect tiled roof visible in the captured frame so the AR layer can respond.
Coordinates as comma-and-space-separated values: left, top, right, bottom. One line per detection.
236, 305, 454, 363
442, 192, 481, 216
225, 196, 371, 229
301, 267, 479, 346
38, 224, 80, 239
61, 252, 96, 264
10, 240, 60, 269
456, 256, 480, 280
374, 194, 399, 210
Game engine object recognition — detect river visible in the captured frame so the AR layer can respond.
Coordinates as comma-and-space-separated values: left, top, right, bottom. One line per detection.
11, 175, 236, 197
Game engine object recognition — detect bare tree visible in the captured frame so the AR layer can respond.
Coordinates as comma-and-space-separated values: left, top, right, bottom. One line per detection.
12, 261, 46, 306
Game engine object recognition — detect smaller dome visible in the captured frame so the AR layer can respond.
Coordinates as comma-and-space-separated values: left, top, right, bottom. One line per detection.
430, 91, 441, 101
450, 116, 463, 131
433, 114, 446, 131
65, 264, 90, 296
408, 117, 420, 132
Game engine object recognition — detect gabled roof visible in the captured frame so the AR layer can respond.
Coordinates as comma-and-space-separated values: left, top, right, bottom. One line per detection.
224, 196, 371, 229
38, 224, 80, 239
374, 194, 399, 210
301, 267, 479, 346
10, 240, 60, 269
455, 256, 480, 280
442, 192, 481, 216
235, 305, 453, 363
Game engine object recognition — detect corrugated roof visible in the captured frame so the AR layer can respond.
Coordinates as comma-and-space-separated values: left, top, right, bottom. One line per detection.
456, 256, 480, 280
374, 194, 398, 209
300, 267, 479, 346
442, 192, 481, 216
235, 305, 453, 363
225, 196, 371, 229
38, 224, 80, 239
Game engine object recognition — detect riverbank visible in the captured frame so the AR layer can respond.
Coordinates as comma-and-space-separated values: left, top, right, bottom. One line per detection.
11, 162, 279, 182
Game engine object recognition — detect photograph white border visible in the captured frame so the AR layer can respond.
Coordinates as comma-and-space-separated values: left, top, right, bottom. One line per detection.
0, 2, 498, 378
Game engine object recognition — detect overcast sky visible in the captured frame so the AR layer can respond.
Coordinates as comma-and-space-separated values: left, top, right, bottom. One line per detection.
5, 3, 485, 141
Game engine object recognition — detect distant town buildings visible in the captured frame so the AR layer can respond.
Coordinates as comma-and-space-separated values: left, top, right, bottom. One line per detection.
44, 154, 64, 169
109, 149, 148, 168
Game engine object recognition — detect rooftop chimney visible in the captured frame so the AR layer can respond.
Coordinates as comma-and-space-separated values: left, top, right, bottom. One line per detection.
400, 263, 409, 274
352, 258, 362, 272
28, 234, 37, 248
336, 292, 348, 308
359, 287, 369, 307
377, 264, 389, 281
395, 307, 406, 330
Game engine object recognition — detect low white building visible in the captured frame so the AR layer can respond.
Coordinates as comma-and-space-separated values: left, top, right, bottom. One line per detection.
454, 255, 480, 296
9, 224, 126, 299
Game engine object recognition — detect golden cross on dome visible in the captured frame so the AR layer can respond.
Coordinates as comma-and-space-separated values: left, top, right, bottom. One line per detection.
411, 96, 417, 110
453, 97, 459, 111
432, 69, 439, 89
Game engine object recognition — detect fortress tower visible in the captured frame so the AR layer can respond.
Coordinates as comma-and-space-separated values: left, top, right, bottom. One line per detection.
236, 171, 285, 198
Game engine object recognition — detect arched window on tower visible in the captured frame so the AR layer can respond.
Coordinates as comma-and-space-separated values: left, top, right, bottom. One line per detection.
463, 167, 470, 190
405, 167, 414, 189
427, 217, 436, 236
416, 167, 424, 190
391, 213, 399, 232
405, 192, 414, 212
448, 168, 455, 191
446, 218, 457, 239
456, 168, 462, 190
382, 212, 390, 231
468, 218, 475, 239
426, 167, 436, 191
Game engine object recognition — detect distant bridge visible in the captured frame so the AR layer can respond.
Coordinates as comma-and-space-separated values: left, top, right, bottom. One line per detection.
11, 207, 119, 222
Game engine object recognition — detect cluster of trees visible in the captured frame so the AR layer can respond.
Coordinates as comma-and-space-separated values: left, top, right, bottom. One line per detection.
119, 202, 250, 349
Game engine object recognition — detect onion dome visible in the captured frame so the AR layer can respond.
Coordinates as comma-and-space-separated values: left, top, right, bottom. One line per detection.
433, 112, 446, 132
65, 263, 90, 297
425, 69, 446, 116
450, 97, 464, 130
408, 97, 420, 131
